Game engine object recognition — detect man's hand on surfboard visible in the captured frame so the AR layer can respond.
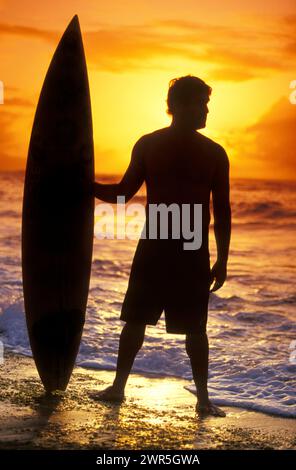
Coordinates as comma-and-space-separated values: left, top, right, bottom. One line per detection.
210, 260, 227, 292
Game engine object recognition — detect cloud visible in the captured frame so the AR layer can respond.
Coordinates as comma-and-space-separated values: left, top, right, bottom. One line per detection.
0, 88, 33, 169
284, 14, 296, 26
208, 67, 257, 82
245, 97, 296, 178
0, 16, 295, 80
0, 22, 57, 41
4, 97, 34, 107
2, 86, 35, 107
0, 108, 18, 169
83, 18, 296, 77
285, 40, 296, 56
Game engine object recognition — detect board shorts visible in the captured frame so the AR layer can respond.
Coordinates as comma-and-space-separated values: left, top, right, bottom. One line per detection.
120, 238, 211, 334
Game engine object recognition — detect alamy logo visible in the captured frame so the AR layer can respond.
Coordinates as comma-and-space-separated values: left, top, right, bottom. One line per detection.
289, 340, 296, 364
0, 81, 3, 104
0, 340, 4, 364
289, 80, 296, 105
94, 196, 203, 250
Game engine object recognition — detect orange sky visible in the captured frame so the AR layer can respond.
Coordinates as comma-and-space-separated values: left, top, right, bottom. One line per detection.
0, 0, 295, 179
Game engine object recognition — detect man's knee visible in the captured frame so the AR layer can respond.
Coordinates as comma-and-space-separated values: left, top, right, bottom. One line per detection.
186, 330, 207, 341
124, 322, 146, 336
185, 330, 208, 354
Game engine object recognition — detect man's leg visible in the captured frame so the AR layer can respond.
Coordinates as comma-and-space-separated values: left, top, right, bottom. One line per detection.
112, 322, 146, 392
92, 322, 146, 401
185, 331, 209, 405
185, 331, 225, 417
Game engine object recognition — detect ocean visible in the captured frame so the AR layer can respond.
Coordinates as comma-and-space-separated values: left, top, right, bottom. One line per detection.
0, 172, 295, 417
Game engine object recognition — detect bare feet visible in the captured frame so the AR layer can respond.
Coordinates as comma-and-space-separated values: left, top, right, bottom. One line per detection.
89, 385, 125, 403
196, 401, 226, 417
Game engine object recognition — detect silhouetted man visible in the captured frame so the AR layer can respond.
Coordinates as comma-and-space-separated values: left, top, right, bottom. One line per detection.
93, 75, 231, 417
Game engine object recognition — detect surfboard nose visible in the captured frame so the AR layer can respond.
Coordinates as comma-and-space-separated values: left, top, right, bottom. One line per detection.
56, 15, 82, 58
66, 14, 80, 32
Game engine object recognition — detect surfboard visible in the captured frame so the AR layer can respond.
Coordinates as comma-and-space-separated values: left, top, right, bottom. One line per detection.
22, 15, 94, 392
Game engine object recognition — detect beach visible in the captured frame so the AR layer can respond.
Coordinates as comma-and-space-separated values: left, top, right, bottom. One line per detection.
0, 173, 296, 451
1, 0, 296, 458
1, 173, 296, 419
0, 351, 295, 450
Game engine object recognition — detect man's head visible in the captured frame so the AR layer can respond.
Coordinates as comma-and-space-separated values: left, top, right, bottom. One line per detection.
167, 75, 212, 130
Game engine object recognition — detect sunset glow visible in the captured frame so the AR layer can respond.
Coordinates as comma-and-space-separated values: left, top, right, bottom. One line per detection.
0, 0, 295, 179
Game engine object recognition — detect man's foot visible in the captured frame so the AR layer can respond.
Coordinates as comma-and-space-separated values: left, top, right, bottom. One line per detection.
196, 401, 226, 417
89, 385, 125, 403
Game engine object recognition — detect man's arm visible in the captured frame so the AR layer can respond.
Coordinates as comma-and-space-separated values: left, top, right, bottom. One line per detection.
93, 136, 146, 203
210, 145, 232, 291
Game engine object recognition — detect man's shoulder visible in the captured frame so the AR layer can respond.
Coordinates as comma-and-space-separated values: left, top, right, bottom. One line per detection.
136, 129, 228, 160
134, 128, 169, 150
197, 132, 226, 156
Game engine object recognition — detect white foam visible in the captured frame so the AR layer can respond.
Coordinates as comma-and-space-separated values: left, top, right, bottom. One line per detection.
0, 301, 31, 355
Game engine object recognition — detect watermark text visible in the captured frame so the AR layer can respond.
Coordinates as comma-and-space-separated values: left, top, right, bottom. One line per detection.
289, 80, 296, 104
94, 197, 203, 250
0, 81, 4, 104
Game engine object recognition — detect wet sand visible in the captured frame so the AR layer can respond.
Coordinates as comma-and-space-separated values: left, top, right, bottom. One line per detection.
0, 352, 295, 450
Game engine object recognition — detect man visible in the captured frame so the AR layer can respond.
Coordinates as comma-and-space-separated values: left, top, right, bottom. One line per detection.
93, 75, 231, 417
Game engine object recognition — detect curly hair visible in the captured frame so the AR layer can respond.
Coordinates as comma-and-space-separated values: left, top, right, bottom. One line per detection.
166, 75, 212, 115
